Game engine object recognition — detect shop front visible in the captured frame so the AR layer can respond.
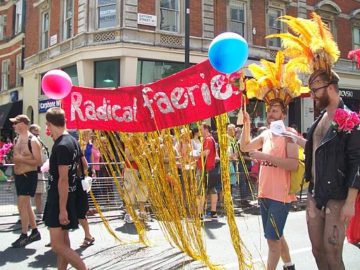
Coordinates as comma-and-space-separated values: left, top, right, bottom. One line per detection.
0, 100, 23, 140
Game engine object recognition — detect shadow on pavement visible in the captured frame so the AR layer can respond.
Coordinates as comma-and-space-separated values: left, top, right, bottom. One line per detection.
0, 247, 36, 267
203, 220, 226, 240
90, 246, 199, 270
28, 249, 57, 269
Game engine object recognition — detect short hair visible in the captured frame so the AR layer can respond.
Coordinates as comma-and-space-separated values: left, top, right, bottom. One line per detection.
29, 124, 41, 133
202, 123, 211, 132
268, 98, 287, 114
308, 69, 339, 92
46, 107, 65, 127
227, 123, 236, 129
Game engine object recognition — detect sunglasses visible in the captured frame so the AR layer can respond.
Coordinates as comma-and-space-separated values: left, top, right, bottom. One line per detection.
12, 121, 20, 125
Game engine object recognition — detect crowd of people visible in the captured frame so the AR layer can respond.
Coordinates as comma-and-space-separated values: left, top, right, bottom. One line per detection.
1, 71, 359, 270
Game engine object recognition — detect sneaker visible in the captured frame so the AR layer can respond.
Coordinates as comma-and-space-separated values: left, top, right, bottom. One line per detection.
11, 234, 28, 248
36, 214, 43, 222
124, 214, 133, 224
283, 264, 295, 270
210, 211, 218, 220
28, 231, 41, 243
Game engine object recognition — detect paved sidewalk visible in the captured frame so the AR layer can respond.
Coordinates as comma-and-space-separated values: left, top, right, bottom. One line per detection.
0, 209, 359, 269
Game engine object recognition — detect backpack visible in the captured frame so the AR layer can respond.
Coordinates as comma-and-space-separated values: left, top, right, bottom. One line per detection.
28, 134, 50, 160
289, 147, 309, 194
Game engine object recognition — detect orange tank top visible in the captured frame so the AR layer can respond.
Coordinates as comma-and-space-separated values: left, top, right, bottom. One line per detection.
258, 130, 296, 203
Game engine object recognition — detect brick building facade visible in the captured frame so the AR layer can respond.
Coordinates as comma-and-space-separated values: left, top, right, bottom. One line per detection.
1, 0, 360, 141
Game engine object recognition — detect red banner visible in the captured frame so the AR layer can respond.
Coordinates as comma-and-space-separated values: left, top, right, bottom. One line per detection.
63, 60, 242, 132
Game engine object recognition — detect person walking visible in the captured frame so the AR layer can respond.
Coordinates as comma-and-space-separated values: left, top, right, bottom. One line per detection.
289, 70, 360, 270
240, 99, 298, 270
10, 115, 42, 248
43, 107, 87, 270
29, 124, 49, 221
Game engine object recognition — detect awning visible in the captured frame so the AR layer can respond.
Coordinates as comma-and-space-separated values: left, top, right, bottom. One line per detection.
0, 103, 13, 129
0, 100, 23, 129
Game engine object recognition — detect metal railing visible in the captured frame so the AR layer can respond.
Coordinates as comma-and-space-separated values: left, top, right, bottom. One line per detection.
0, 160, 305, 222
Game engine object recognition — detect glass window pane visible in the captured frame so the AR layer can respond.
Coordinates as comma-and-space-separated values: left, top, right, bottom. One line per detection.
98, 0, 116, 5
160, 0, 178, 10
160, 9, 178, 32
98, 5, 117, 28
63, 65, 78, 86
354, 28, 360, 44
230, 8, 238, 21
137, 60, 184, 84
95, 60, 120, 88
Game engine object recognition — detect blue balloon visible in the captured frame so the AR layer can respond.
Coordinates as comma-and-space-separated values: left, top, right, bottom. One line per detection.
208, 32, 249, 74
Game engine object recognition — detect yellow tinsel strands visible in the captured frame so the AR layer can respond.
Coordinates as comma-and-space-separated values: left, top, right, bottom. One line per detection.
91, 126, 218, 269
98, 130, 149, 245
117, 128, 219, 269
215, 114, 253, 270
79, 130, 132, 244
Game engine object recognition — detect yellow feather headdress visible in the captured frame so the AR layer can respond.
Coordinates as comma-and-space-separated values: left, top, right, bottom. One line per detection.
266, 12, 340, 78
245, 51, 309, 106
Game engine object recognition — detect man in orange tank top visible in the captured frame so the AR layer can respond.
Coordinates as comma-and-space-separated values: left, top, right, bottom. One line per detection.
240, 99, 299, 270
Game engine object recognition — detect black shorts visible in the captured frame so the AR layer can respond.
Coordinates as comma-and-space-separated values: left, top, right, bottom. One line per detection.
14, 171, 38, 197
206, 164, 221, 194
76, 180, 89, 219
43, 192, 79, 230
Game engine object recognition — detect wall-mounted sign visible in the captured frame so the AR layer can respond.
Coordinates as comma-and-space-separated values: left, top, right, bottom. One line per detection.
339, 89, 360, 99
50, 34, 57, 46
10, 91, 18, 102
39, 99, 61, 113
137, 13, 157, 27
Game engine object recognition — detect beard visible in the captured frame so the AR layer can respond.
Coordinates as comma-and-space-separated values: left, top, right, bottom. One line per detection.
314, 91, 330, 110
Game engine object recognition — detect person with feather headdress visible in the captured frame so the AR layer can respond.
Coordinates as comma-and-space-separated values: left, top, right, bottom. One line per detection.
239, 50, 308, 270
268, 12, 360, 270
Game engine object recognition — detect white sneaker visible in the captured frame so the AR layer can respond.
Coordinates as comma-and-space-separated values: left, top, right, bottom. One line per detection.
124, 214, 133, 224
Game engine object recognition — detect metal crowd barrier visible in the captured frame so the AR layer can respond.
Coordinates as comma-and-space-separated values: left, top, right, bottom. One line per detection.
0, 160, 304, 221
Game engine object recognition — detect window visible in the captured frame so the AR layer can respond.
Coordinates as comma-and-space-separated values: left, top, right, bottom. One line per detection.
16, 54, 21, 87
267, 8, 282, 48
41, 12, 49, 49
15, 0, 23, 34
0, 15, 7, 40
137, 60, 184, 84
354, 27, 360, 49
321, 19, 336, 40
63, 65, 78, 86
229, 2, 245, 36
1, 60, 10, 91
63, 0, 73, 39
94, 60, 120, 88
97, 0, 117, 29
160, 0, 180, 32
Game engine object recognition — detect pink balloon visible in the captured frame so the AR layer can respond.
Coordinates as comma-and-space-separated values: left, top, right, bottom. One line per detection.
41, 70, 73, 100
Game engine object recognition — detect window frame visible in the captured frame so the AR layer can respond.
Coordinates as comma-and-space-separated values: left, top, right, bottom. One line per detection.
0, 15, 7, 40
94, 59, 120, 88
137, 59, 185, 84
228, 1, 246, 37
159, 0, 180, 33
1, 59, 10, 91
63, 0, 73, 40
15, 53, 22, 87
97, 0, 118, 29
41, 11, 50, 49
14, 0, 23, 34
267, 7, 283, 48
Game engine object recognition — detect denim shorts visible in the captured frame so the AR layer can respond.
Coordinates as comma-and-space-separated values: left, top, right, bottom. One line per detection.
259, 198, 291, 240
